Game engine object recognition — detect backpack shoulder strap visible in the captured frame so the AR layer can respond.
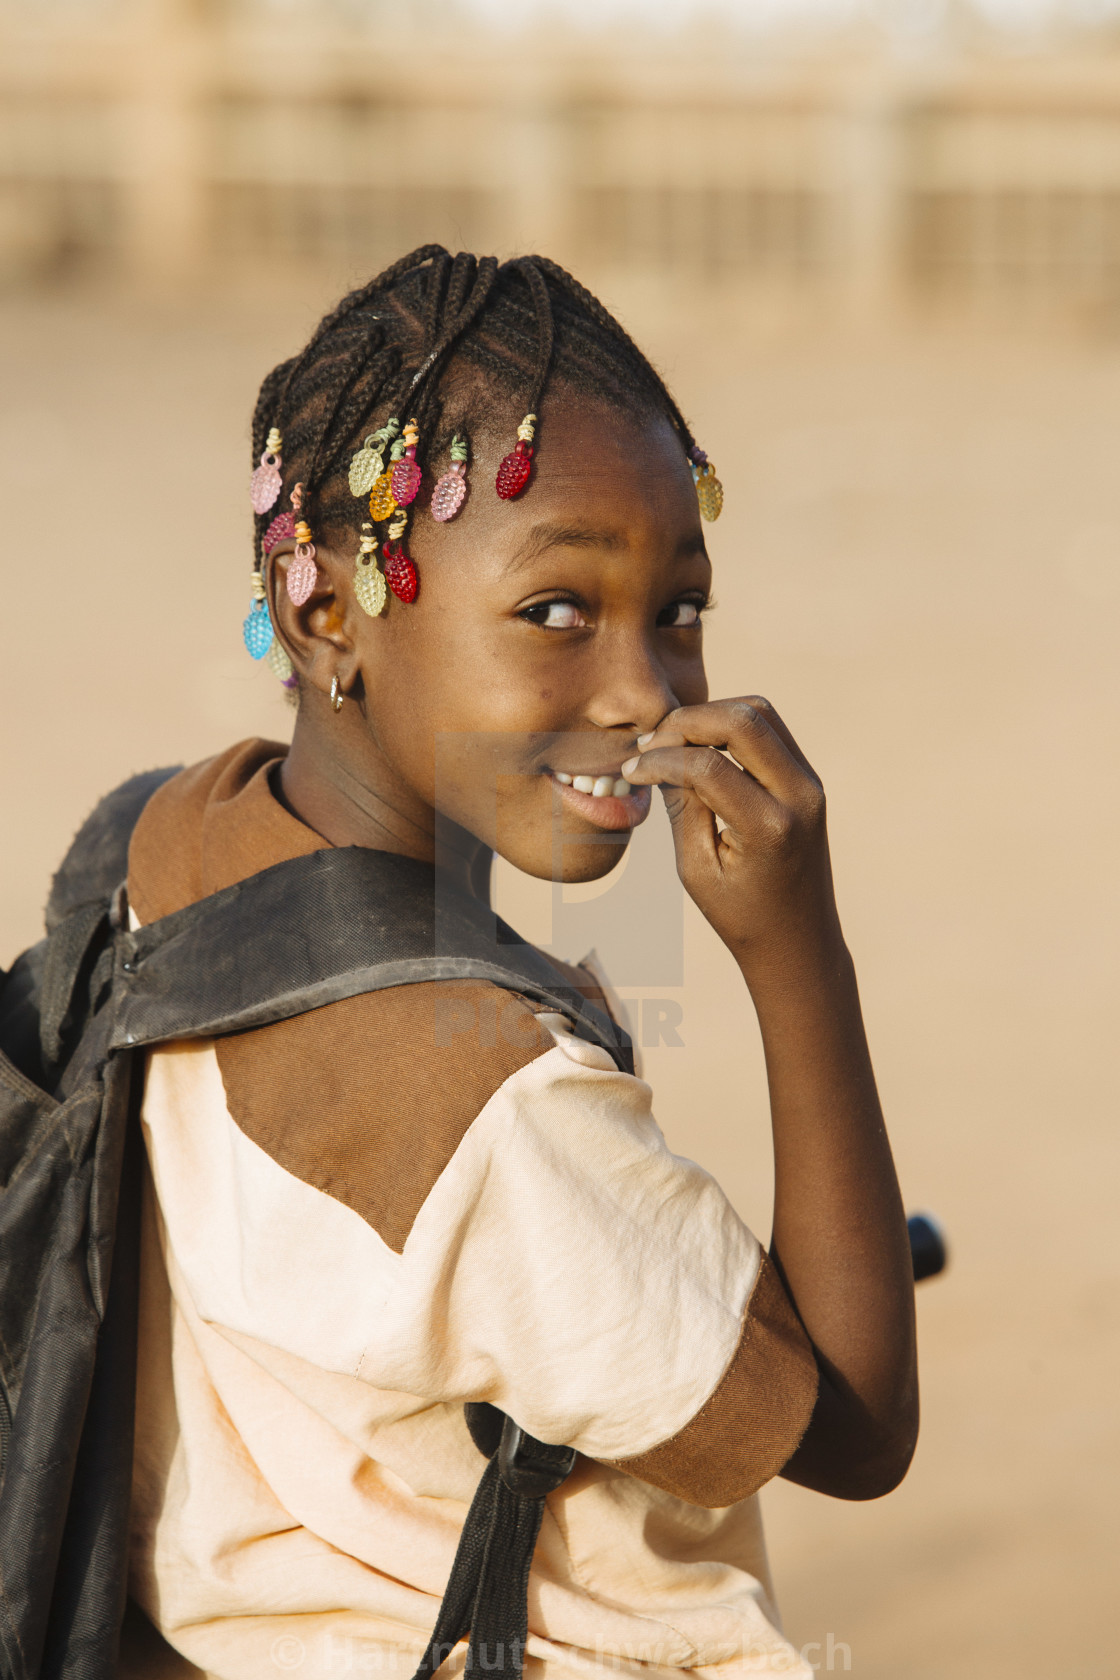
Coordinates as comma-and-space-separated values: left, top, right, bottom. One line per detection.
45, 767, 182, 932
111, 847, 633, 1073
0, 768, 182, 1089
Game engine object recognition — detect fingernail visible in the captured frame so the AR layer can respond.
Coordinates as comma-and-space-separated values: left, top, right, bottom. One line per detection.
620, 756, 640, 777
636, 732, 655, 748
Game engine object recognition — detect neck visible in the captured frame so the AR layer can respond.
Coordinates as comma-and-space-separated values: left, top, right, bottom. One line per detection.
279, 709, 492, 904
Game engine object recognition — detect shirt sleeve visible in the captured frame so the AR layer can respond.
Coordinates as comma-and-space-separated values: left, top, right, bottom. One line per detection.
356, 1013, 818, 1508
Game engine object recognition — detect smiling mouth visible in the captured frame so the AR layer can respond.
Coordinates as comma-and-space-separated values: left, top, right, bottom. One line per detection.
545, 768, 652, 832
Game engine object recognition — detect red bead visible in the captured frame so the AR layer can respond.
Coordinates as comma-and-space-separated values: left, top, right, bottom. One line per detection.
384, 545, 418, 604
262, 510, 295, 555
390, 456, 422, 507
495, 441, 533, 500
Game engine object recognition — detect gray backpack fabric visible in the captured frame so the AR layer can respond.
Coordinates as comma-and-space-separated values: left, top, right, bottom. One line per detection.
0, 773, 631, 1680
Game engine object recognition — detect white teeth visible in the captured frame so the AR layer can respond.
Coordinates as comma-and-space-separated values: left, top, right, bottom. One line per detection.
557, 772, 630, 798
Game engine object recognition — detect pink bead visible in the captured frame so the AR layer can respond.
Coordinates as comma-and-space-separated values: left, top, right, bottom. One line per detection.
250, 451, 282, 514
391, 454, 422, 508
286, 543, 317, 606
262, 511, 295, 555
431, 464, 467, 522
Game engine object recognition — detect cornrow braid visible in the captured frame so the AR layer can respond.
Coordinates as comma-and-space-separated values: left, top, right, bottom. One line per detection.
511, 258, 556, 422
533, 255, 697, 454
251, 245, 449, 544
249, 246, 710, 572
402, 257, 500, 411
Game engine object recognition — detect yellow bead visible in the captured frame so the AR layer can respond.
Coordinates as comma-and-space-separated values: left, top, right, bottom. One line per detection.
369, 472, 397, 522
266, 638, 293, 682
354, 555, 387, 618
695, 466, 723, 522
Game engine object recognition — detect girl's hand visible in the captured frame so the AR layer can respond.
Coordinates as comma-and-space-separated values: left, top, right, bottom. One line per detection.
621, 697, 840, 976
626, 697, 919, 1499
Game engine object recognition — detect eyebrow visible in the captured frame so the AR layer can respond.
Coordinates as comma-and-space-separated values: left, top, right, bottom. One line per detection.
503, 521, 707, 576
503, 522, 629, 575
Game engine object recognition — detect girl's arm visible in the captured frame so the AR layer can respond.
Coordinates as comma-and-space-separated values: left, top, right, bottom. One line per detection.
621, 698, 919, 1500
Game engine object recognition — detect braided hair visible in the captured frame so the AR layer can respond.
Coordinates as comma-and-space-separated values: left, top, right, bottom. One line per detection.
250, 246, 701, 561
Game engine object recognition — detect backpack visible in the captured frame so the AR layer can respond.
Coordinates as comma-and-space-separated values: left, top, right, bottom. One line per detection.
0, 771, 632, 1680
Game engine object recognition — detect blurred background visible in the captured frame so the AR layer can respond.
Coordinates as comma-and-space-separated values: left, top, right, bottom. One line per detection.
2, 0, 1118, 1675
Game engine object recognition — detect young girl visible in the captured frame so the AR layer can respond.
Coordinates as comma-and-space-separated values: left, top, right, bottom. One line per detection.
123, 248, 917, 1679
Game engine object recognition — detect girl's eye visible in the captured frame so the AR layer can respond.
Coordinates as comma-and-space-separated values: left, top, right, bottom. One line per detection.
521, 600, 586, 629
658, 600, 703, 628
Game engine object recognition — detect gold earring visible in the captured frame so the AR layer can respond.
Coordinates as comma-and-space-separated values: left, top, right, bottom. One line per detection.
330, 676, 344, 712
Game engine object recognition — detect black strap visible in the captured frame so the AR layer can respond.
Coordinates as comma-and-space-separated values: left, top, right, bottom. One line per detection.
410, 1413, 576, 1680
44, 768, 181, 934
38, 903, 108, 1069
109, 847, 632, 1073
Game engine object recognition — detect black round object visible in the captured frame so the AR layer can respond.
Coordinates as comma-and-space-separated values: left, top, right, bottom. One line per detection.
908, 1212, 948, 1282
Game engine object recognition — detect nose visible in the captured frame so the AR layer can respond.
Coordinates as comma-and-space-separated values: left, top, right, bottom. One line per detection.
584, 629, 680, 738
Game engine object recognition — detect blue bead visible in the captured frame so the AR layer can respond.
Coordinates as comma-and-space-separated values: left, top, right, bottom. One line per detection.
242, 600, 274, 659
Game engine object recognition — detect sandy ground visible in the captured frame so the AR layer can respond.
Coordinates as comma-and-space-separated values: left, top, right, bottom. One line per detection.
1, 283, 1117, 1678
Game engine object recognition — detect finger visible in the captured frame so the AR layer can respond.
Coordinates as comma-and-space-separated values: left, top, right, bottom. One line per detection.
734, 696, 818, 779
634, 700, 813, 806
654, 779, 721, 878
621, 742, 777, 838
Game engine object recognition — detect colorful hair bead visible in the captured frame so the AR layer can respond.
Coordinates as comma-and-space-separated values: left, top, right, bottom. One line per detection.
496, 414, 535, 500
383, 543, 418, 604
383, 507, 417, 602
431, 434, 468, 522
690, 447, 723, 522
262, 510, 296, 556
266, 637, 293, 683
348, 419, 401, 499
390, 418, 422, 507
242, 567, 274, 659
286, 500, 318, 605
369, 470, 397, 522
354, 522, 387, 617
250, 426, 283, 515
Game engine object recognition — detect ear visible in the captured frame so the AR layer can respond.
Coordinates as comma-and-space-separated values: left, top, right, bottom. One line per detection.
266, 543, 363, 703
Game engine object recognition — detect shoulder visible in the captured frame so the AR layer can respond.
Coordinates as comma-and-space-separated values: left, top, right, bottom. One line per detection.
214, 979, 557, 1254
127, 738, 299, 923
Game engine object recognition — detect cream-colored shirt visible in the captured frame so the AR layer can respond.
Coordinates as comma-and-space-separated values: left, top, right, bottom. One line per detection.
125, 742, 818, 1680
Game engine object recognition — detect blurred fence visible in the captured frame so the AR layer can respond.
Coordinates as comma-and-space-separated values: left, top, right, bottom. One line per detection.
5, 1, 1120, 318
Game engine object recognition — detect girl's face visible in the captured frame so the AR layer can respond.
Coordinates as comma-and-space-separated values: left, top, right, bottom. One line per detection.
293, 394, 711, 883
